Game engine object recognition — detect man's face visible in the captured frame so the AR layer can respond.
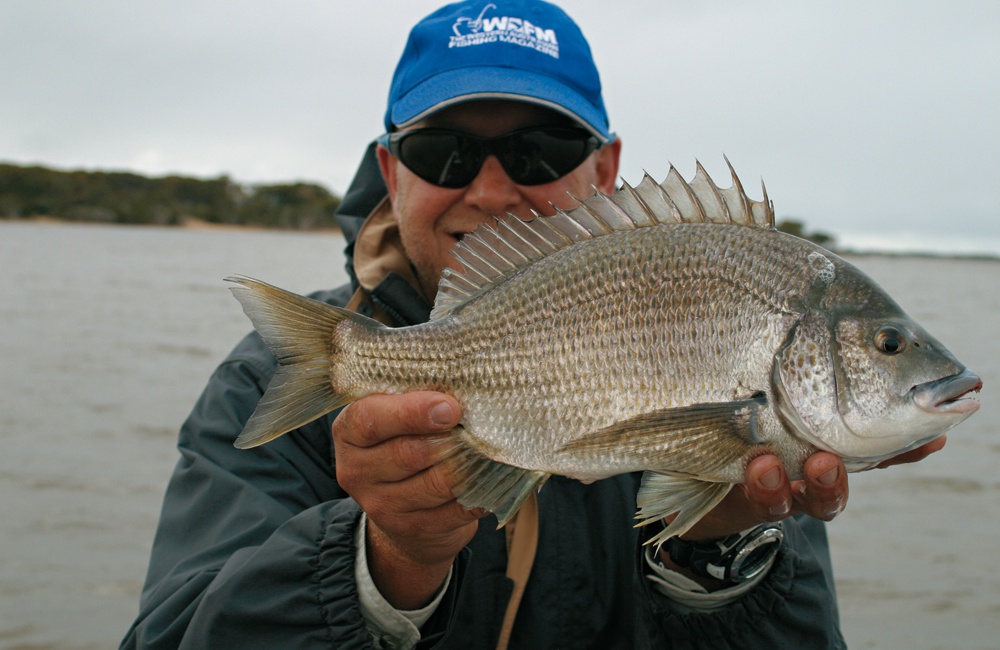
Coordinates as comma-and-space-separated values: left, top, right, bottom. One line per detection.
377, 100, 621, 299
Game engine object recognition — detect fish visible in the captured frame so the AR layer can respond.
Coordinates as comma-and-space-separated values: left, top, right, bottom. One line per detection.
226, 160, 982, 545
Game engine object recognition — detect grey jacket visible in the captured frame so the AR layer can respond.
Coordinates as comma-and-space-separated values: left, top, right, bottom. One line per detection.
121, 144, 845, 649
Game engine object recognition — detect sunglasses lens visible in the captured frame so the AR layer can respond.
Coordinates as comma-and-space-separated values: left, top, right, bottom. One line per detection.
502, 128, 596, 185
393, 127, 598, 188
396, 132, 481, 188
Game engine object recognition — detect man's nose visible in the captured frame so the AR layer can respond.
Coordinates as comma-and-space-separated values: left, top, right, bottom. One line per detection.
463, 155, 522, 216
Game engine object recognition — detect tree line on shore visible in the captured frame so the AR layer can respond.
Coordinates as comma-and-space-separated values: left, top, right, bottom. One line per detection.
0, 163, 342, 230
0, 162, 835, 247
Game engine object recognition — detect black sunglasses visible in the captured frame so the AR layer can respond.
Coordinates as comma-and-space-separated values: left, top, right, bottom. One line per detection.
379, 126, 602, 188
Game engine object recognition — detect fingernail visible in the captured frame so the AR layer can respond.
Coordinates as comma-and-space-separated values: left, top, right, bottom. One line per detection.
823, 496, 845, 519
429, 401, 456, 428
769, 499, 790, 517
759, 467, 782, 490
818, 466, 840, 486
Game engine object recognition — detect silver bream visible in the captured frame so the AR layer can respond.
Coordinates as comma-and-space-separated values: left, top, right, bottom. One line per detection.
226, 162, 982, 545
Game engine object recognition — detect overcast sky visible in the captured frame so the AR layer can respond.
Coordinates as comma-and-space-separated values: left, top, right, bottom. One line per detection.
2, 1, 998, 253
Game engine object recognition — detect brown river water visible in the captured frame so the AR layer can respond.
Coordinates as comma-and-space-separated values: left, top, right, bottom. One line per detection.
1, 221, 997, 649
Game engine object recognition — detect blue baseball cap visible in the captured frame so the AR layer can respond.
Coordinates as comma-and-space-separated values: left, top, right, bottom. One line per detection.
385, 0, 611, 142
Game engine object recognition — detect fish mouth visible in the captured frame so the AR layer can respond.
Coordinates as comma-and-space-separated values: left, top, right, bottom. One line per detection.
912, 369, 982, 415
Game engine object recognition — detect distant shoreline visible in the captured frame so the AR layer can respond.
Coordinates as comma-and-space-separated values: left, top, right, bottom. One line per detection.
0, 163, 342, 231
0, 215, 342, 235
3, 216, 996, 262
838, 248, 999, 263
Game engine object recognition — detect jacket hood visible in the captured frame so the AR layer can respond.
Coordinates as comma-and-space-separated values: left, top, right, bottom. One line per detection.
334, 141, 387, 286
333, 141, 433, 325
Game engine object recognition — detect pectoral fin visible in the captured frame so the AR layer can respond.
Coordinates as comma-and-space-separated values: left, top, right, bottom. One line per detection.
556, 396, 766, 477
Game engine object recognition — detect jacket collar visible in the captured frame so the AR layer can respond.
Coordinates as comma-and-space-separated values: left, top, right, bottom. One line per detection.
350, 198, 434, 326
353, 197, 422, 297
335, 142, 433, 326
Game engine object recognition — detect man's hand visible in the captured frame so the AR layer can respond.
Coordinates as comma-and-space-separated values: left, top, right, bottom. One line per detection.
660, 437, 947, 588
681, 435, 948, 542
683, 436, 946, 540
332, 391, 482, 610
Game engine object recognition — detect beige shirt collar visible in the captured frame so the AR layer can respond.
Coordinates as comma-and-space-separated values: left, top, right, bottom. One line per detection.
352, 196, 427, 300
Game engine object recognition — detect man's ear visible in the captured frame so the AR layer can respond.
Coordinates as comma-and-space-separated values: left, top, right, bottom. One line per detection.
376, 145, 398, 202
593, 137, 622, 194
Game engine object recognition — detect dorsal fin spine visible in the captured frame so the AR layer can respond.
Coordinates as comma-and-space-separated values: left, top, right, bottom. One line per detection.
672, 165, 708, 222
472, 231, 520, 271
430, 160, 774, 321
724, 156, 753, 226
695, 161, 731, 223
453, 252, 495, 285
595, 187, 638, 226
498, 216, 544, 255
553, 210, 594, 242
493, 219, 536, 264
594, 187, 636, 225
620, 180, 657, 225
438, 276, 473, 298
532, 214, 575, 247
462, 242, 506, 275
504, 218, 549, 258
646, 171, 684, 223
761, 180, 774, 227
564, 196, 614, 235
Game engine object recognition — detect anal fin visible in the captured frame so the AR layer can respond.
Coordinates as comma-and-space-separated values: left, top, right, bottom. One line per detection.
636, 472, 732, 547
436, 436, 549, 528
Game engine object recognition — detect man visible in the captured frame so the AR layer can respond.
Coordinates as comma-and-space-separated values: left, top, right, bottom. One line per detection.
122, 1, 944, 648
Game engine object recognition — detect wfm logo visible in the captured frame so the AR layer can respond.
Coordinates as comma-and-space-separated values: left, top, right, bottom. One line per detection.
450, 3, 560, 58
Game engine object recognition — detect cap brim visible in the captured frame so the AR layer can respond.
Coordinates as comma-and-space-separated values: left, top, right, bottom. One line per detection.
389, 67, 610, 143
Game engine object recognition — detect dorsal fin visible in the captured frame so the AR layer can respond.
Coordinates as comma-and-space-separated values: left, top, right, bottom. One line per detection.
430, 159, 775, 320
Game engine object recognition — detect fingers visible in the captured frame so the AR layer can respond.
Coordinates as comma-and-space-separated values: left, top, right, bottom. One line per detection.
795, 453, 848, 521
743, 452, 848, 525
368, 490, 482, 539
333, 392, 462, 485
331, 391, 481, 568
743, 436, 945, 528
678, 458, 792, 541
337, 391, 461, 447
672, 452, 850, 541
743, 455, 793, 522
363, 461, 472, 522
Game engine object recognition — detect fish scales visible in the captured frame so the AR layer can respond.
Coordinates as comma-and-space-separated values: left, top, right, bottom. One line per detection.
226, 162, 981, 542
338, 226, 792, 469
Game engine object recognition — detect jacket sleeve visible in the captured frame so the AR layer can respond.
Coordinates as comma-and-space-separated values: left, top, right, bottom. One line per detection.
121, 290, 386, 649
637, 515, 846, 649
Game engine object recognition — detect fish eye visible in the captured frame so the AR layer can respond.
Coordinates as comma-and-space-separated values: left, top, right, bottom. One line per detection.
874, 326, 906, 355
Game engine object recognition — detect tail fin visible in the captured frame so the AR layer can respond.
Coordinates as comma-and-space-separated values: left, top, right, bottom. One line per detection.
225, 275, 376, 449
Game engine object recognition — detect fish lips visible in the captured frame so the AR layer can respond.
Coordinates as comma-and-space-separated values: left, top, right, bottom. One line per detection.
912, 368, 982, 416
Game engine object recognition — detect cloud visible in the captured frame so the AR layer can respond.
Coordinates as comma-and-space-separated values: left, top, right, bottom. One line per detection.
2, 0, 997, 252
